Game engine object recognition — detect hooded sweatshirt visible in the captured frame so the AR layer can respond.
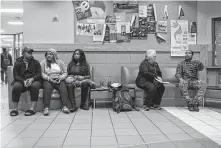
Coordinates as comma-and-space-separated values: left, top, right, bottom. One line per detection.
40, 48, 67, 81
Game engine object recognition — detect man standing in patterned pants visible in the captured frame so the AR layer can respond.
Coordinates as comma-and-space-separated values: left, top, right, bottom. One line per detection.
176, 50, 207, 112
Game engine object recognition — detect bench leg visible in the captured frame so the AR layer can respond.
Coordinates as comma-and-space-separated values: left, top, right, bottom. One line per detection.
93, 99, 96, 109
202, 97, 205, 107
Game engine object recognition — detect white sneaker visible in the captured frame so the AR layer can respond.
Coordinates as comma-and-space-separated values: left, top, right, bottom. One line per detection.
43, 108, 49, 116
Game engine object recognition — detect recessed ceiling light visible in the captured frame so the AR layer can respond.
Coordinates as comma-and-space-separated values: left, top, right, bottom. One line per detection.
0, 9, 23, 13
8, 21, 23, 25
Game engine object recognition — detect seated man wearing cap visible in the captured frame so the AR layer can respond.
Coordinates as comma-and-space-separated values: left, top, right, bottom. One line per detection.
136, 49, 165, 111
10, 47, 42, 116
176, 50, 207, 112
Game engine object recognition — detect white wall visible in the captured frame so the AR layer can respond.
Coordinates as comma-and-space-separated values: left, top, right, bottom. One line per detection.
23, 1, 74, 44
197, 1, 221, 45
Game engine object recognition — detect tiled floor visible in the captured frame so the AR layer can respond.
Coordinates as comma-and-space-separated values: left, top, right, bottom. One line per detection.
1, 84, 221, 148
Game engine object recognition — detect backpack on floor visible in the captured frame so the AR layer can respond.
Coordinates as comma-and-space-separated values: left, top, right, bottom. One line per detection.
110, 83, 134, 113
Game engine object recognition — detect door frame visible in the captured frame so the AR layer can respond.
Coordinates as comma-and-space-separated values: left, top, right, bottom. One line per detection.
212, 17, 221, 66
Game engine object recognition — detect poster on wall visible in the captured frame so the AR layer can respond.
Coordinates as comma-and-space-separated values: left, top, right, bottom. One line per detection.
105, 15, 116, 23
73, 1, 92, 21
116, 22, 130, 35
139, 28, 147, 40
108, 24, 117, 43
147, 22, 156, 34
156, 21, 167, 33
76, 22, 95, 36
171, 20, 188, 56
116, 22, 130, 42
113, 1, 138, 13
191, 22, 197, 33
188, 33, 197, 44
87, 1, 113, 23
171, 44, 189, 56
139, 6, 147, 18
147, 4, 157, 22
171, 20, 188, 45
93, 24, 106, 42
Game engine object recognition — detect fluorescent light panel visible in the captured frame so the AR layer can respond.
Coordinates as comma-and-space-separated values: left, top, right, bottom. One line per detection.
8, 21, 23, 25
0, 43, 11, 46
0, 35, 13, 38
0, 9, 23, 13
3, 39, 13, 42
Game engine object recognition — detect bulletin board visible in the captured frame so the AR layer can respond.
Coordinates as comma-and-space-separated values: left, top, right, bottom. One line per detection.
73, 1, 197, 49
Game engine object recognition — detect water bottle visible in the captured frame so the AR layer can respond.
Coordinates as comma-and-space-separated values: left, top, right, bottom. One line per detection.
107, 77, 111, 87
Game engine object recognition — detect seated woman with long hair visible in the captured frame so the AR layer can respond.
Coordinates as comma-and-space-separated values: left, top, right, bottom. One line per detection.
41, 48, 70, 115
66, 49, 92, 111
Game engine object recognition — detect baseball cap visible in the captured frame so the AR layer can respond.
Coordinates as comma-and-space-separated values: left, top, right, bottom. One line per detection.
22, 47, 34, 53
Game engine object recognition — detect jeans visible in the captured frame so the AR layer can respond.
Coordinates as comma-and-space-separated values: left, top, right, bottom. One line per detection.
43, 80, 70, 108
12, 81, 41, 102
67, 81, 90, 109
137, 81, 165, 107
1, 68, 7, 83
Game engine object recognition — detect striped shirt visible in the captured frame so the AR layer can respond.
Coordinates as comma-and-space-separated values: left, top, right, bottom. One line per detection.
175, 60, 204, 81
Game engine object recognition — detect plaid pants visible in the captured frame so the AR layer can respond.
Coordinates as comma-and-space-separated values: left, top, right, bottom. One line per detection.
179, 80, 207, 104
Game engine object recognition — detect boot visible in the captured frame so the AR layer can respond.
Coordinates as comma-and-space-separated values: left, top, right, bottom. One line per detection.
193, 102, 199, 112
80, 98, 89, 110
70, 103, 78, 113
67, 86, 78, 113
81, 104, 89, 110
187, 102, 194, 112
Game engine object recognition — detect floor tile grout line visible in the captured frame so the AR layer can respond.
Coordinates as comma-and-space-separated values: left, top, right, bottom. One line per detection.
1, 112, 24, 130
165, 107, 221, 146
157, 109, 201, 144
108, 108, 120, 148
3, 112, 42, 148
124, 111, 149, 148
90, 108, 94, 148
176, 107, 221, 133
175, 107, 221, 128
140, 110, 179, 148
58, 111, 77, 148
179, 107, 221, 121
31, 110, 62, 148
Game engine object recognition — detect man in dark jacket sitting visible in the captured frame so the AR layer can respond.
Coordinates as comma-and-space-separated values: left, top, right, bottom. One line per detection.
10, 47, 42, 116
136, 49, 165, 111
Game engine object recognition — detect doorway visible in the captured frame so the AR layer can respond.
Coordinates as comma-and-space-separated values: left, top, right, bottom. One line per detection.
212, 17, 221, 66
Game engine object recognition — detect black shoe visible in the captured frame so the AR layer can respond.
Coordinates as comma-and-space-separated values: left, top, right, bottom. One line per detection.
81, 104, 89, 110
187, 102, 194, 112
70, 106, 78, 113
193, 103, 199, 112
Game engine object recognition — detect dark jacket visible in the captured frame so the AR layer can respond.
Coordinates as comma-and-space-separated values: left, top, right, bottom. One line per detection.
1, 52, 12, 69
13, 56, 41, 84
67, 61, 90, 77
136, 59, 162, 86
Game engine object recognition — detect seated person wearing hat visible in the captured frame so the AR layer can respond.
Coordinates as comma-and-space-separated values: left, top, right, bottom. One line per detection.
10, 47, 42, 116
